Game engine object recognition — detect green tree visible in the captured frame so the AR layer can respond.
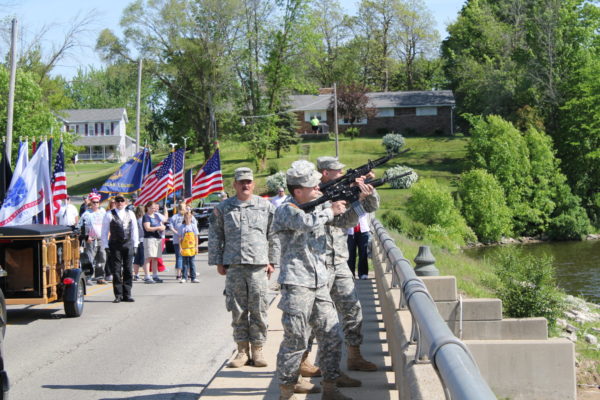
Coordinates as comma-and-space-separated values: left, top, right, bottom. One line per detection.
0, 67, 78, 161
458, 169, 512, 242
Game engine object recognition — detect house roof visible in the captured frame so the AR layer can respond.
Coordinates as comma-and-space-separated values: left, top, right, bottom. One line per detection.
289, 90, 455, 111
57, 108, 128, 123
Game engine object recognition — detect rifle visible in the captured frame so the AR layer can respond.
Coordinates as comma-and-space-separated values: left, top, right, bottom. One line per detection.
299, 171, 413, 212
319, 148, 410, 196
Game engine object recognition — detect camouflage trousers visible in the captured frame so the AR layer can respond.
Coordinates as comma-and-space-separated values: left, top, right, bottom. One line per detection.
307, 262, 364, 352
277, 284, 342, 385
224, 264, 269, 345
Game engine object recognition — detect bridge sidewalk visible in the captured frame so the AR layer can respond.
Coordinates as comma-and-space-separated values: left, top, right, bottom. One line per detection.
200, 277, 397, 399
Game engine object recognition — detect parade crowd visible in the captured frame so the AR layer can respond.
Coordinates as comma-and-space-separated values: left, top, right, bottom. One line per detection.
72, 192, 201, 303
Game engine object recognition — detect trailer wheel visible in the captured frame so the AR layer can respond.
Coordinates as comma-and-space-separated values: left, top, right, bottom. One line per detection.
64, 277, 85, 317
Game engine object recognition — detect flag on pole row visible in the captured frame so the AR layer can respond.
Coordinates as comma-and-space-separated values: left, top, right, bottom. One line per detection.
0, 141, 52, 226
98, 147, 152, 200
51, 142, 67, 218
189, 149, 223, 202
134, 148, 185, 206
172, 148, 185, 193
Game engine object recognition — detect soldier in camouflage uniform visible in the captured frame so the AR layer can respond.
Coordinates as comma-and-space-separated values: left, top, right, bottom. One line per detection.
274, 160, 374, 400
317, 156, 380, 373
208, 167, 280, 368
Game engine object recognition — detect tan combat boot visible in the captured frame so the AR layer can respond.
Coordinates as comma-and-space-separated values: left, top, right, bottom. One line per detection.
294, 377, 321, 394
322, 380, 353, 400
300, 351, 322, 377
334, 371, 361, 387
228, 342, 249, 368
251, 344, 268, 367
279, 383, 298, 400
347, 345, 378, 371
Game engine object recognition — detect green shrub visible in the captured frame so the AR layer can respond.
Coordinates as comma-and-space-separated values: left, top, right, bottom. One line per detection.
382, 133, 405, 154
384, 165, 418, 189
267, 160, 280, 175
547, 183, 590, 240
458, 169, 512, 242
344, 127, 360, 140
406, 179, 476, 248
382, 211, 404, 232
492, 248, 565, 328
265, 171, 286, 194
406, 220, 428, 240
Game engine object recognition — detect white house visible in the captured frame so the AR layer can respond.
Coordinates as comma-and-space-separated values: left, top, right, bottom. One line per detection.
58, 108, 137, 162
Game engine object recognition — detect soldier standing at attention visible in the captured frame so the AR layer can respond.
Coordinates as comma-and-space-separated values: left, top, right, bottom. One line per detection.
208, 167, 280, 368
274, 160, 373, 400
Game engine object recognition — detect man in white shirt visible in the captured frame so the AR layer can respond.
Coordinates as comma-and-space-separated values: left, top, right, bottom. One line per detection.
270, 187, 287, 207
58, 196, 79, 226
78, 193, 107, 285
101, 195, 139, 303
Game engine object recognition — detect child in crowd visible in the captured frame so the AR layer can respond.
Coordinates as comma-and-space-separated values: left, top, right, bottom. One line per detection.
178, 211, 199, 283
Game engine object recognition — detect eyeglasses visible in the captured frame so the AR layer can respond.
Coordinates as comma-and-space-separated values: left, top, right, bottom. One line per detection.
91, 201, 100, 204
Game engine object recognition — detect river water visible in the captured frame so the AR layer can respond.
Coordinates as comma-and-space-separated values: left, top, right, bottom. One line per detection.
463, 240, 600, 305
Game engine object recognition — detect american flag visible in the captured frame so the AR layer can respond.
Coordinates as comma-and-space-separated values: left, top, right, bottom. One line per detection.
135, 149, 184, 206
171, 148, 185, 193
51, 142, 67, 223
189, 149, 223, 202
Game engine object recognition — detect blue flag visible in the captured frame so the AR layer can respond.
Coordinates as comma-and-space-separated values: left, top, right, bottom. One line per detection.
98, 148, 151, 200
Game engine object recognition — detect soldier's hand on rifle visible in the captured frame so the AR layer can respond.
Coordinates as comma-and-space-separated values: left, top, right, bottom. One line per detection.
357, 180, 374, 200
217, 264, 227, 275
331, 200, 347, 216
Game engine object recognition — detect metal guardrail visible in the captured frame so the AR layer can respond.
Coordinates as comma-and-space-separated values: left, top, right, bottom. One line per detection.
371, 218, 496, 400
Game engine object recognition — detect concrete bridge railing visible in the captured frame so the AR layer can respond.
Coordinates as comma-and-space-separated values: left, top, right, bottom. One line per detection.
370, 218, 576, 400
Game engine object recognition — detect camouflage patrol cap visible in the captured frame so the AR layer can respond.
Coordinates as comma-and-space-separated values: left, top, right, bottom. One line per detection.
286, 160, 322, 187
234, 167, 253, 181
316, 156, 345, 171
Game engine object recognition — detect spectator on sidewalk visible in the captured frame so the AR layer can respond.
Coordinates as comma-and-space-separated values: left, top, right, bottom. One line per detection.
178, 211, 199, 283
169, 202, 187, 280
142, 201, 166, 284
57, 196, 79, 226
270, 187, 287, 207
347, 214, 372, 280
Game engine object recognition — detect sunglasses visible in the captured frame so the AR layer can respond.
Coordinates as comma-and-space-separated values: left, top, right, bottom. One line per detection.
115, 199, 125, 203
91, 201, 100, 204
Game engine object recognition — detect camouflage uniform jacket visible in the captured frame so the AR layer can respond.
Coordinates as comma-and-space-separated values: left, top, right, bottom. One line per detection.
208, 195, 279, 266
274, 198, 361, 288
325, 191, 380, 266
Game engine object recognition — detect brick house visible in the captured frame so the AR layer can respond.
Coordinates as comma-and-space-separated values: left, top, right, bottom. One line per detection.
290, 90, 456, 136
57, 108, 137, 162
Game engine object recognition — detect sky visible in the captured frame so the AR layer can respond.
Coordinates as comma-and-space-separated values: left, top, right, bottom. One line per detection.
1, 0, 465, 80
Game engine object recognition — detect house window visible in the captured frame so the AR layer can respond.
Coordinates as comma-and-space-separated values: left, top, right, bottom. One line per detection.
395, 108, 416, 116
339, 117, 367, 125
377, 108, 394, 117
304, 110, 327, 122
416, 107, 438, 116
68, 125, 75, 132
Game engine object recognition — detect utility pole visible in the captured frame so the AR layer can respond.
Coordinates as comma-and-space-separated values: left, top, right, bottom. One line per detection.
333, 82, 339, 158
135, 58, 142, 152
6, 19, 18, 163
